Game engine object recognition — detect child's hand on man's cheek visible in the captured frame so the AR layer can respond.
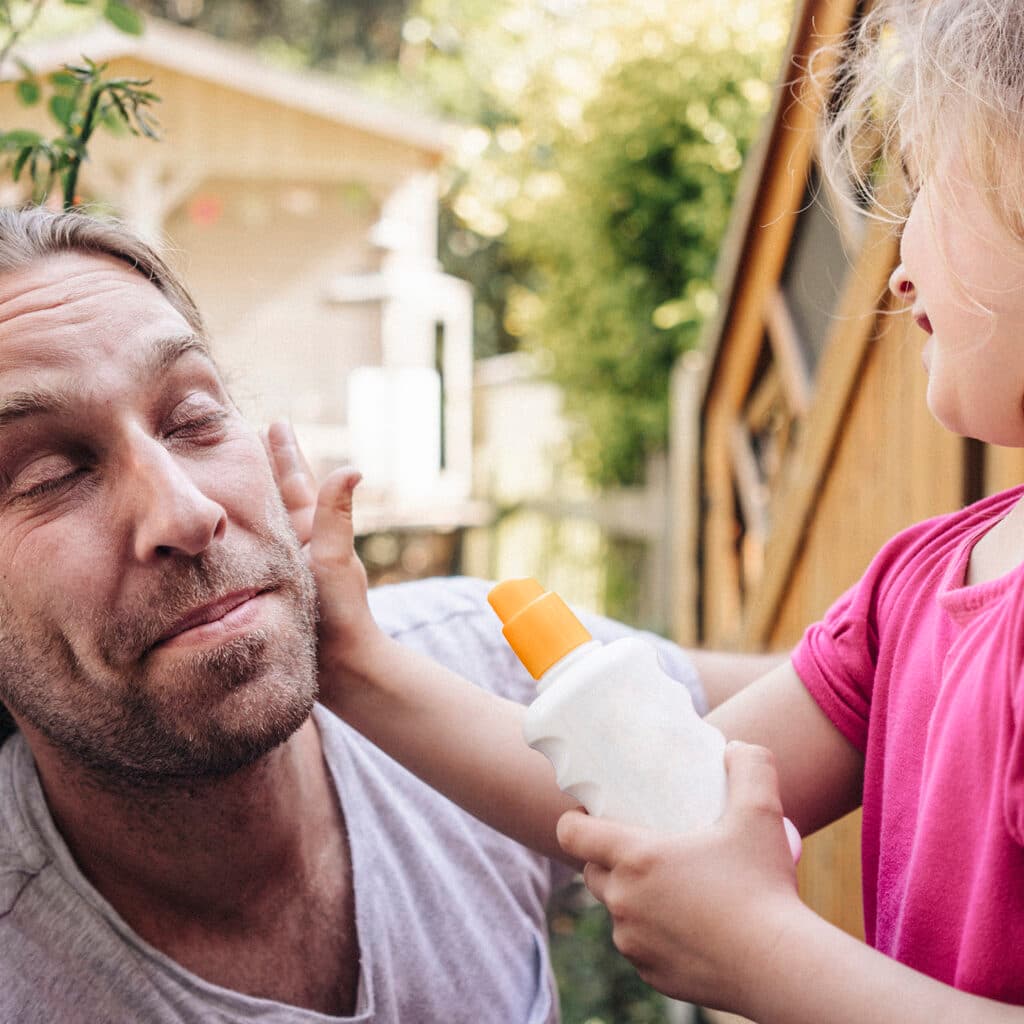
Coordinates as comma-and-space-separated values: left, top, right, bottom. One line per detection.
263, 420, 387, 697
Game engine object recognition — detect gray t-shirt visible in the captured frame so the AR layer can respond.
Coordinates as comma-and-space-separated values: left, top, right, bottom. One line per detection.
0, 577, 704, 1022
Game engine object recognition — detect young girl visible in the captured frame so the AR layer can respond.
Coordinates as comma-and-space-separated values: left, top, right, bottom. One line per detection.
270, 1, 1024, 1018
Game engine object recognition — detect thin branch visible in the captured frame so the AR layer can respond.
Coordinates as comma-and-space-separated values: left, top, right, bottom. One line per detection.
0, 0, 47, 70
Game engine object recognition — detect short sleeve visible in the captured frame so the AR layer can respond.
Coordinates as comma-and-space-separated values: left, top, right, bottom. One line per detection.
792, 581, 880, 755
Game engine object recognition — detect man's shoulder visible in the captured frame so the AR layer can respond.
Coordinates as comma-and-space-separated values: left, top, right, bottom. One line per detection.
368, 576, 533, 703
368, 575, 493, 636
366, 575, 703, 711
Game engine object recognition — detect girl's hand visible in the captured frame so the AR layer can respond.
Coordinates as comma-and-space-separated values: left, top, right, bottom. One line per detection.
556, 741, 806, 1015
263, 421, 385, 696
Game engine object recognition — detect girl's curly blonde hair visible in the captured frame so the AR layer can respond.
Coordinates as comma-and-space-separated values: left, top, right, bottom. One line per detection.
819, 0, 1024, 242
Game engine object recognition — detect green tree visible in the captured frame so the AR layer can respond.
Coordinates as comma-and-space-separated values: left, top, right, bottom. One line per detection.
502, 15, 789, 485
394, 1, 791, 477
136, 0, 412, 72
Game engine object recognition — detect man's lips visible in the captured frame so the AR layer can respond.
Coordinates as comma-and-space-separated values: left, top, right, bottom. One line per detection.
913, 312, 933, 335
153, 588, 266, 649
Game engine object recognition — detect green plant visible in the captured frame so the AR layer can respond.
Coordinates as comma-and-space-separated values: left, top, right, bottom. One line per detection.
506, 27, 787, 485
1, 0, 158, 208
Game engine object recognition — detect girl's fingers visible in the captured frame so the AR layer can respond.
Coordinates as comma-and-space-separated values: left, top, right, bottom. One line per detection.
582, 860, 611, 902
264, 421, 318, 544
309, 467, 362, 570
724, 741, 784, 818
557, 808, 636, 868
725, 741, 801, 862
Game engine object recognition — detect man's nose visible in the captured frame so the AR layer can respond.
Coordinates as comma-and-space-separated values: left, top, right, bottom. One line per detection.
125, 439, 227, 562
888, 263, 915, 304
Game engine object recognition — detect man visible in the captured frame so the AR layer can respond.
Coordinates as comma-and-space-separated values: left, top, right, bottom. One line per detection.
0, 206, 776, 1021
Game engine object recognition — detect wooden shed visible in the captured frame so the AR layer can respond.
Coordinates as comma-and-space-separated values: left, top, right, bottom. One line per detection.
670, 0, 1024, 1004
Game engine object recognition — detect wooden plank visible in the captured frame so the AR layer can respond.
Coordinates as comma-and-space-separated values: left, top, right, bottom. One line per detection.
984, 444, 1024, 496
745, 364, 781, 433
764, 288, 812, 415
701, 0, 862, 647
669, 352, 708, 647
740, 220, 900, 646
703, 403, 745, 646
730, 422, 770, 542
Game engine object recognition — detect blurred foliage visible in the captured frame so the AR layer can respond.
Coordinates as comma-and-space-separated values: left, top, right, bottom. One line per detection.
507, 43, 780, 484
549, 882, 668, 1024
135, 0, 410, 73
393, 1, 794, 481
1, 1, 159, 208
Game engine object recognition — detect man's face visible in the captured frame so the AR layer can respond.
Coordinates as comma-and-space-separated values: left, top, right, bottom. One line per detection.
0, 252, 318, 786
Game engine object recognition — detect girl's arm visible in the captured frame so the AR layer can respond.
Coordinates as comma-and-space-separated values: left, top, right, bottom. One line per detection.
557, 743, 1023, 1023
266, 424, 579, 863
264, 422, 860, 857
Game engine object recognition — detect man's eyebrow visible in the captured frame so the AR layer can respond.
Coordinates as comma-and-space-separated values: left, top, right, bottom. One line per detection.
145, 333, 213, 377
0, 334, 214, 429
0, 386, 72, 429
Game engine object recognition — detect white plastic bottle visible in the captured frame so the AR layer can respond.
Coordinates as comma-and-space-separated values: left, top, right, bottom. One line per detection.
488, 577, 801, 856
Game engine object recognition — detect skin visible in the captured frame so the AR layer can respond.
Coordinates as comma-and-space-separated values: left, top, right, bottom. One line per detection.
0, 253, 359, 1013
889, 151, 1024, 448
0, 254, 319, 783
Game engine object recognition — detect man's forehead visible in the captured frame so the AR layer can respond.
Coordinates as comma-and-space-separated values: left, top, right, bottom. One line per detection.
0, 252, 208, 379
0, 250, 159, 310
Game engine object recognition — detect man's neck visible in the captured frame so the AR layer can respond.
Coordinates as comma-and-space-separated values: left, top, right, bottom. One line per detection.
27, 716, 340, 925
25, 715, 361, 1014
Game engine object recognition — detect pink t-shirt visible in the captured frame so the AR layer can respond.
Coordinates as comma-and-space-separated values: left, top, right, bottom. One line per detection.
793, 485, 1024, 1003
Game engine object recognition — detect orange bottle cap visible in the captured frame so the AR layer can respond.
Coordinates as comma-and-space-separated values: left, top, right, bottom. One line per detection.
487, 577, 593, 680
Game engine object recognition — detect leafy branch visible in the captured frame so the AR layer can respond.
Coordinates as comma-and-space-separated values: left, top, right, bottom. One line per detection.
1, 0, 157, 209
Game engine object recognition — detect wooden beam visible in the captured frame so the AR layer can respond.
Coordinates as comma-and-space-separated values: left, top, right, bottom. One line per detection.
700, 0, 862, 647
764, 288, 812, 416
730, 422, 769, 542
745, 364, 781, 433
741, 221, 900, 646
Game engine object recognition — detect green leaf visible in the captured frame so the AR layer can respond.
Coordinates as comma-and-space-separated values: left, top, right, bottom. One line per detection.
133, 110, 159, 139
103, 0, 144, 36
107, 90, 130, 124
0, 129, 43, 149
63, 0, 93, 5
99, 102, 128, 135
49, 94, 76, 128
15, 79, 40, 106
50, 70, 78, 89
12, 145, 34, 181
63, 59, 103, 80
105, 76, 153, 89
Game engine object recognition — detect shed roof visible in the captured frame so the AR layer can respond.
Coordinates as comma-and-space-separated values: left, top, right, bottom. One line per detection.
2, 18, 451, 157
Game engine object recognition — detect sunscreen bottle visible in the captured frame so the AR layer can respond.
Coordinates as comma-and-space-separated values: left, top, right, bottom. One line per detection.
488, 578, 801, 858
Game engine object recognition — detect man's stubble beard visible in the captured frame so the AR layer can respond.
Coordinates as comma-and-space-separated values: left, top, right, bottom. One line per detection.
0, 497, 321, 791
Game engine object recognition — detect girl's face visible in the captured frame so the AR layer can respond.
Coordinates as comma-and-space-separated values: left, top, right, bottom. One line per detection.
889, 152, 1024, 446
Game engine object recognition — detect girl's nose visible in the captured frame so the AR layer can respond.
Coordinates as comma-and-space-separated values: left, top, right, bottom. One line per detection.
888, 263, 915, 304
